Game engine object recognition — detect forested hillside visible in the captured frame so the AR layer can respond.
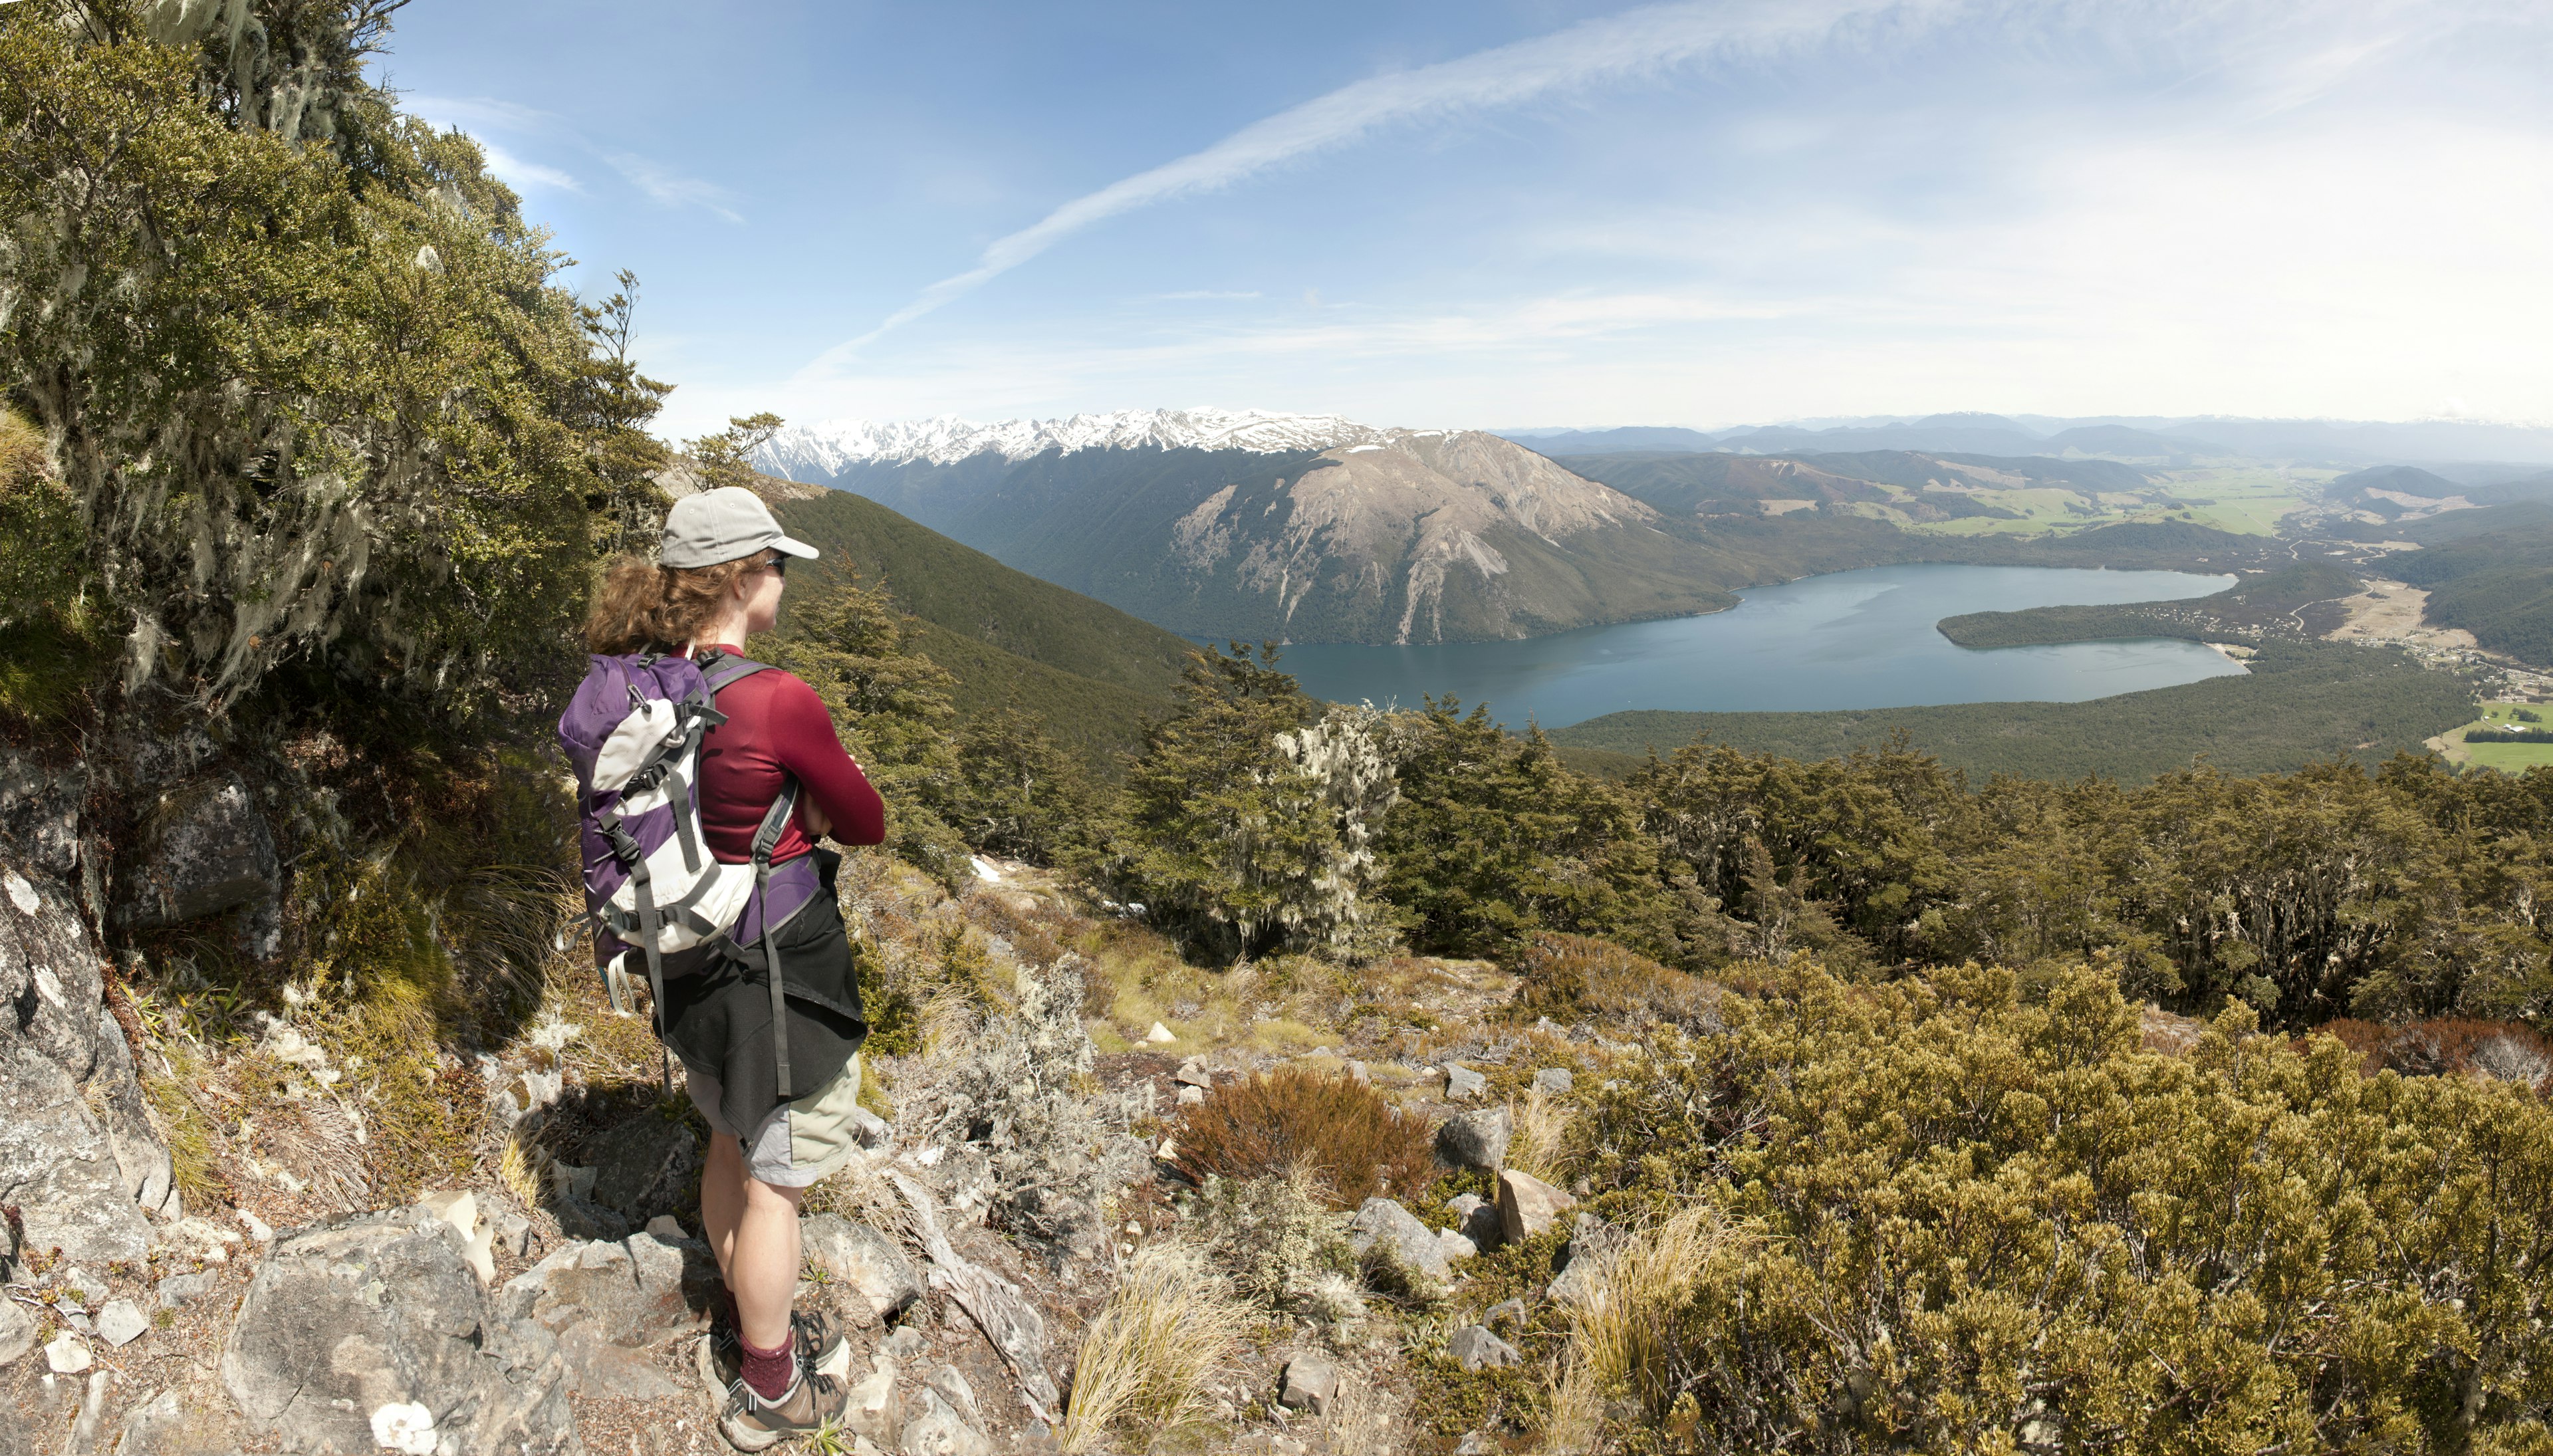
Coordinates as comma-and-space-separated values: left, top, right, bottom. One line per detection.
1550, 640, 2473, 781
770, 484, 1186, 763
1936, 559, 2362, 648
2385, 505, 2553, 664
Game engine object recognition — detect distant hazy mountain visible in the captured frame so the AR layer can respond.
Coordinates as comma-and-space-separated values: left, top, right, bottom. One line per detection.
2324, 465, 2471, 521
1498, 416, 2553, 467
1504, 425, 1724, 455
759, 411, 1739, 644
1559, 449, 2148, 525
1714, 414, 2054, 457
2040, 425, 2221, 458
2169, 419, 2553, 465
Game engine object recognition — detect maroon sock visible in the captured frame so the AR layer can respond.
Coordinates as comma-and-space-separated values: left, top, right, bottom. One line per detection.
740, 1332, 795, 1401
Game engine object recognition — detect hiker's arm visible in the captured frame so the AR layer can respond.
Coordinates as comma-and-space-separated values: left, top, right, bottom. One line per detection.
768, 677, 887, 846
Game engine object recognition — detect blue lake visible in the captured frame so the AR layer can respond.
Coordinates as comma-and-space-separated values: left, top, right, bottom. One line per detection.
1272, 563, 2246, 729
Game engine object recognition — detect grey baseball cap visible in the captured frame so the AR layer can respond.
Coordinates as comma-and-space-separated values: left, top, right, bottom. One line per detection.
660, 486, 819, 568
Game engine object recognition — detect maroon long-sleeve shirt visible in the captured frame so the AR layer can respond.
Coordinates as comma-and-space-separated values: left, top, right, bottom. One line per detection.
695, 646, 886, 862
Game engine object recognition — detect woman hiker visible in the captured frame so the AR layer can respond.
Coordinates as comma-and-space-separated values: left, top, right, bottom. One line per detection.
581, 485, 886, 1447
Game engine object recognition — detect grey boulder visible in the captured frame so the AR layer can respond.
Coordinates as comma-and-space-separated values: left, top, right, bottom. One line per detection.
156, 1271, 217, 1310
1448, 1324, 1522, 1372
1548, 1213, 1624, 1306
0, 1045, 156, 1264
1435, 1108, 1511, 1171
1278, 1354, 1338, 1415
802, 1215, 924, 1327
0, 1300, 32, 1366
497, 1227, 710, 1344
114, 775, 281, 955
1350, 1197, 1451, 1285
900, 1385, 991, 1456
1443, 1063, 1487, 1100
1532, 1067, 1574, 1095
0, 854, 176, 1261
221, 1207, 577, 1455
1450, 1193, 1503, 1251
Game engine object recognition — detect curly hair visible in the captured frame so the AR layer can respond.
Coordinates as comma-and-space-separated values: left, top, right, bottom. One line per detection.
582, 552, 773, 655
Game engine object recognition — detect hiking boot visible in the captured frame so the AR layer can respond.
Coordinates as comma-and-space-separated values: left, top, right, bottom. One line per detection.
717, 1368, 848, 1451
696, 1308, 851, 1407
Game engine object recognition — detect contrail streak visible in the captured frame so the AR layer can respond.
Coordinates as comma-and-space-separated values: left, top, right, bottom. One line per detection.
805, 0, 1952, 371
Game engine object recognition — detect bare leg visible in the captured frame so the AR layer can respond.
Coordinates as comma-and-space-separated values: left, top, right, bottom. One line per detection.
701, 1132, 804, 1350
730, 1176, 804, 1350
701, 1132, 746, 1282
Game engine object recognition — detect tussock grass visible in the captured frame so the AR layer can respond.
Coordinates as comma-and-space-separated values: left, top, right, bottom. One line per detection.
141, 1047, 231, 1209
1506, 1086, 1576, 1184
1058, 1243, 1249, 1452
1325, 1370, 1399, 1456
1545, 1204, 1754, 1451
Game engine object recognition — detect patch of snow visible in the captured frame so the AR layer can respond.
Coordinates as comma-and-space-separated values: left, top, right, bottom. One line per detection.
755, 407, 1390, 473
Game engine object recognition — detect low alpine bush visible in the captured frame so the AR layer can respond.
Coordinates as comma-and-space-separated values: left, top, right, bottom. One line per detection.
1173, 1066, 1434, 1207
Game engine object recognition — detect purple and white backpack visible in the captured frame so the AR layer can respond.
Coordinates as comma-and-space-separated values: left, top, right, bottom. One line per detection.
558, 650, 803, 1088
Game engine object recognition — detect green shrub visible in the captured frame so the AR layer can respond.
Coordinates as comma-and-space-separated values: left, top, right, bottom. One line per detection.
1507, 931, 1724, 1031
1559, 959, 2553, 1453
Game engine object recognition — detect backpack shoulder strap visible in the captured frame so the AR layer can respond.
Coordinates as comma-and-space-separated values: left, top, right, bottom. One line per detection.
696, 648, 775, 698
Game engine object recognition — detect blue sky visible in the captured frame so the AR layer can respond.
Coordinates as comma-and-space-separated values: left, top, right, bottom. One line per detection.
387, 1, 2553, 439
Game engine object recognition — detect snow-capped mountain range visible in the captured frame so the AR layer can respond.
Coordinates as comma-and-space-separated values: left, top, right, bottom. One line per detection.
754, 407, 1388, 475
753, 409, 1737, 644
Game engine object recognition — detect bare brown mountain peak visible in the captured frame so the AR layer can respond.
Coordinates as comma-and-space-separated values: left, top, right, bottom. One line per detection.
767, 418, 1733, 644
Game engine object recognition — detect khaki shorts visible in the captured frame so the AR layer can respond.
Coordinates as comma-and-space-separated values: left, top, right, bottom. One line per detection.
683, 1052, 866, 1189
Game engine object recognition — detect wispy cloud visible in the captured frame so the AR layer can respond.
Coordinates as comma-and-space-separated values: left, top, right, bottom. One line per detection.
604, 152, 745, 224
475, 139, 584, 194
1154, 289, 1265, 301
404, 92, 741, 223
806, 0, 1953, 368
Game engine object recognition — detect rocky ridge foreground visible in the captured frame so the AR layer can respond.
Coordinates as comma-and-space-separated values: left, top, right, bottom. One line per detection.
1, 736, 1612, 1455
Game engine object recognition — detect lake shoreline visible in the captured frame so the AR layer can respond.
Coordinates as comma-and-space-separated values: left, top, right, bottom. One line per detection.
1271, 562, 2243, 728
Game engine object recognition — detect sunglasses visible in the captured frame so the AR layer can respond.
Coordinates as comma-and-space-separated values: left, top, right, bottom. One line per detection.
760, 554, 789, 578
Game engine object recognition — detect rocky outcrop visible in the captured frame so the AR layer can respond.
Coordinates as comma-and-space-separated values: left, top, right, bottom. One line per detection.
803, 1214, 926, 1327
497, 1227, 713, 1344
1436, 1108, 1511, 1170
222, 1207, 579, 1454
1, 848, 175, 1264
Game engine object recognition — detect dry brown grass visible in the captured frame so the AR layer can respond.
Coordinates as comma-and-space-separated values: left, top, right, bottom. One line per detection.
1325, 1368, 1400, 1456
1507, 1086, 1578, 1183
1545, 1203, 1754, 1451
1173, 1067, 1435, 1208
1058, 1243, 1249, 1452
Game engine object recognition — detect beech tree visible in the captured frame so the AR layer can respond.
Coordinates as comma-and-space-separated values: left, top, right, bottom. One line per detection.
0, 0, 667, 729
1098, 645, 1398, 961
